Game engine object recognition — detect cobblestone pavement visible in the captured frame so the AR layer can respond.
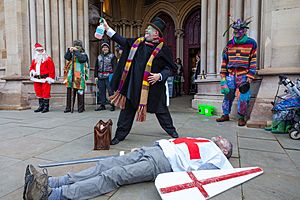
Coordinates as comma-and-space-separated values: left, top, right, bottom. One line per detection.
0, 96, 299, 200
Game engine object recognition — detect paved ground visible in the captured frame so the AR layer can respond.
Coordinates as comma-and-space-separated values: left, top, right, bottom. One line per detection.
0, 95, 299, 200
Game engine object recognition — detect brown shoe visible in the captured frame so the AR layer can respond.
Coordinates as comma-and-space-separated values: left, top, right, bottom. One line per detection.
23, 165, 49, 200
238, 118, 247, 126
216, 115, 230, 122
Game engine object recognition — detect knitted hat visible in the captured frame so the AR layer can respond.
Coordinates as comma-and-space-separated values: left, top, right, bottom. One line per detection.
34, 43, 43, 50
147, 17, 166, 36
101, 40, 110, 48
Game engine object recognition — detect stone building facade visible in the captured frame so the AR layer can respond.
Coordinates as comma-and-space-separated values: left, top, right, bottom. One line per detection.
0, 0, 299, 126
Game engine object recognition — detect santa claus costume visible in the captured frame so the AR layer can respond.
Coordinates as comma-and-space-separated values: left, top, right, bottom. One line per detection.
29, 43, 55, 113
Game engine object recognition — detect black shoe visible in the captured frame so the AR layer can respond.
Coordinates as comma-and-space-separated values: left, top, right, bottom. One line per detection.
78, 110, 84, 113
110, 137, 120, 145
168, 131, 179, 138
95, 105, 106, 111
41, 107, 49, 113
110, 105, 115, 111
64, 109, 71, 113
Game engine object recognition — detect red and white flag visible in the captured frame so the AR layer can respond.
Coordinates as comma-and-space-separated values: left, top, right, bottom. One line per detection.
155, 167, 263, 200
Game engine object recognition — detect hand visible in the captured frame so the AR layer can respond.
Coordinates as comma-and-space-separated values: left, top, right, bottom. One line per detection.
247, 78, 253, 83
95, 77, 98, 82
101, 18, 110, 31
30, 70, 36, 77
45, 77, 54, 84
69, 47, 78, 52
148, 73, 161, 85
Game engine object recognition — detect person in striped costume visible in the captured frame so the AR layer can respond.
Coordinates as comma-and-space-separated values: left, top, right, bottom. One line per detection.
216, 18, 257, 126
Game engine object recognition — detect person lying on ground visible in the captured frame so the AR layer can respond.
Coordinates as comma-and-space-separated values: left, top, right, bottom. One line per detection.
23, 136, 233, 200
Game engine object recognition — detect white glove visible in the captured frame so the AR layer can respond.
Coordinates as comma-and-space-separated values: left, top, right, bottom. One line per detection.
63, 79, 67, 84
45, 77, 54, 84
30, 70, 36, 77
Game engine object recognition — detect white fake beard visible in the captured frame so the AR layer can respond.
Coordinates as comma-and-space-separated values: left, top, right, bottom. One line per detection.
33, 50, 48, 75
33, 51, 48, 63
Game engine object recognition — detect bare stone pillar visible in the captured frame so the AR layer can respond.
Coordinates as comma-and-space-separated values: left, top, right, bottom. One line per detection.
200, 0, 207, 74
130, 22, 133, 38
59, 0, 65, 76
207, 0, 217, 77
216, 0, 228, 74
0, 0, 31, 109
84, 0, 89, 56
44, 0, 52, 55
29, 0, 36, 52
72, 0, 78, 40
136, 20, 142, 37
121, 19, 126, 36
175, 29, 184, 61
229, 0, 243, 36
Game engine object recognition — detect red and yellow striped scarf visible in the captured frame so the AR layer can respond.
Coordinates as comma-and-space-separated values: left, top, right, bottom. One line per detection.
110, 37, 164, 122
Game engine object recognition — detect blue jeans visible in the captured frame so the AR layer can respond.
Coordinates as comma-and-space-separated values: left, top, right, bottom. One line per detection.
97, 78, 113, 105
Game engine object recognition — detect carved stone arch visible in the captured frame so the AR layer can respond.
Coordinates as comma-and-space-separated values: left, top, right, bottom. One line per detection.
141, 2, 177, 30
178, 0, 200, 29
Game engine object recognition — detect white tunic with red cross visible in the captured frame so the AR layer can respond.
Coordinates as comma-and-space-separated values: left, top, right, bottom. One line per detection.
158, 137, 233, 172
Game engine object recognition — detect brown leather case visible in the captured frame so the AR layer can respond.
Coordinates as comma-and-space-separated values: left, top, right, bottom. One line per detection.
94, 119, 112, 150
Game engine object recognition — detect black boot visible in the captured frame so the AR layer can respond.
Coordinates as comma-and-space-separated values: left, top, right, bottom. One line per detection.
41, 99, 49, 113
34, 98, 44, 112
110, 103, 115, 111
95, 104, 106, 111
64, 88, 71, 113
78, 93, 84, 113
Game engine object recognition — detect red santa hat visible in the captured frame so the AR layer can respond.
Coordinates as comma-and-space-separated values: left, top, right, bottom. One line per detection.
34, 43, 44, 50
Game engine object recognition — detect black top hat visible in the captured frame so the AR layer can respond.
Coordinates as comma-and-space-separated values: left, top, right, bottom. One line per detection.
148, 17, 166, 36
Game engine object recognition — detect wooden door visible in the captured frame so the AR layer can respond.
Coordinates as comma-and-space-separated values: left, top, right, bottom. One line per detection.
183, 9, 200, 94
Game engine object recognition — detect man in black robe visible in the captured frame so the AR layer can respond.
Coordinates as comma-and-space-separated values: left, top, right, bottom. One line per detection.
102, 17, 179, 145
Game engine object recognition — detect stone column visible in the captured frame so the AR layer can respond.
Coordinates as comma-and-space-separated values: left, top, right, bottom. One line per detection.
216, 0, 228, 74
59, 0, 65, 76
136, 20, 142, 37
206, 0, 217, 77
121, 18, 126, 36
229, 0, 243, 36
72, 0, 78, 40
84, 0, 89, 56
200, 0, 207, 74
44, 0, 52, 55
0, 0, 31, 109
175, 29, 184, 60
29, 0, 36, 53
130, 22, 133, 38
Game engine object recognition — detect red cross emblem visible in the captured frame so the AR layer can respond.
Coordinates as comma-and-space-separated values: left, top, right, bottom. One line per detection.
172, 138, 210, 160
160, 167, 263, 198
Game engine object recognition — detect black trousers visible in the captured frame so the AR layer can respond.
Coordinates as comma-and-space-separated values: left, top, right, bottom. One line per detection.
65, 88, 84, 112
115, 100, 176, 141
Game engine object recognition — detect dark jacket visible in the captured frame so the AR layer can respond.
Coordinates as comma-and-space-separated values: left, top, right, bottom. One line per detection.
94, 53, 117, 79
110, 33, 175, 113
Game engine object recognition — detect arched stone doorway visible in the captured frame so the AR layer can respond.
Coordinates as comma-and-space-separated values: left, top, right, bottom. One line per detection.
183, 8, 200, 94
154, 12, 176, 60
